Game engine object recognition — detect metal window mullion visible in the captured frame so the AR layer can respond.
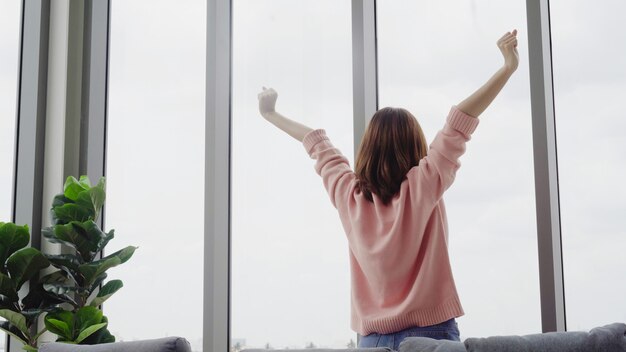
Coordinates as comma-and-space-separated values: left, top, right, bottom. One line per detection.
352, 0, 378, 160
80, 0, 110, 229
352, 0, 378, 345
205, 0, 232, 351
526, 0, 566, 332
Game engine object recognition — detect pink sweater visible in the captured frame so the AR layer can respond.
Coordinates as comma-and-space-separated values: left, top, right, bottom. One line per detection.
302, 106, 479, 335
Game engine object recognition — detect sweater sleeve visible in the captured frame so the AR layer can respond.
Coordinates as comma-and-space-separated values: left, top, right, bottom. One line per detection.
408, 106, 479, 202
302, 129, 355, 208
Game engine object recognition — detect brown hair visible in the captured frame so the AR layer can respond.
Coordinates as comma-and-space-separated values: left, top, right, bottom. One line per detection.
355, 107, 428, 205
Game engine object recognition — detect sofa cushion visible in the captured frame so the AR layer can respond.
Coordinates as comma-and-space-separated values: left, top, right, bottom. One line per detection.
463, 323, 626, 352
243, 349, 392, 352
398, 337, 466, 352
39, 337, 191, 352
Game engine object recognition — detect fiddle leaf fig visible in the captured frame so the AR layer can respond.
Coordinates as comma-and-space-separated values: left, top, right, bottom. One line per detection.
46, 254, 82, 280
45, 307, 109, 344
89, 280, 123, 307
63, 176, 91, 201
42, 221, 105, 262
0, 309, 29, 335
0, 213, 132, 349
44, 310, 74, 341
6, 247, 50, 290
78, 246, 136, 287
75, 322, 107, 344
75, 179, 106, 222
0, 272, 17, 301
52, 204, 93, 225
0, 222, 30, 270
0, 321, 28, 346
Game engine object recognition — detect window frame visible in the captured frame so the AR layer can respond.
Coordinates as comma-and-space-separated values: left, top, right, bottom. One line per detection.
9, 0, 568, 350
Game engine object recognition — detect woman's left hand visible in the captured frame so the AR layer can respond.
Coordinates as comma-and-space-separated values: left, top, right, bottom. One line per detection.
258, 86, 278, 118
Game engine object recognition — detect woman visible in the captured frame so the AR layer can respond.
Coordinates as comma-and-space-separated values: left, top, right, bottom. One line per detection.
257, 30, 519, 350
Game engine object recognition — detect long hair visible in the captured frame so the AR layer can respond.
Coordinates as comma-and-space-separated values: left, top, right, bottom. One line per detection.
355, 107, 428, 205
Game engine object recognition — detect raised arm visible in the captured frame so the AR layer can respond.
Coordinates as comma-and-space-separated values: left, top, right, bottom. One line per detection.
258, 87, 313, 142
456, 29, 519, 118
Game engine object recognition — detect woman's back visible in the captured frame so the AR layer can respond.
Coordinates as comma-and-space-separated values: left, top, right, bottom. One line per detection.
302, 106, 478, 335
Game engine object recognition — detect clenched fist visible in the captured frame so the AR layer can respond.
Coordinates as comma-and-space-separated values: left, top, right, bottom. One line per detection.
258, 86, 278, 118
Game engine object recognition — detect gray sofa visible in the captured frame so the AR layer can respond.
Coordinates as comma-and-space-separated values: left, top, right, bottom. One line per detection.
398, 322, 626, 352
37, 323, 626, 352
38, 337, 191, 352
241, 323, 626, 352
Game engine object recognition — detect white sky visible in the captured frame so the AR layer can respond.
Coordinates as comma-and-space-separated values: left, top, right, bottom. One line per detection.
1, 0, 625, 351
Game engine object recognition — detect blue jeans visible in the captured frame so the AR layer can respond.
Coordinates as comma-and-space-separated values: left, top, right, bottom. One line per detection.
357, 318, 460, 350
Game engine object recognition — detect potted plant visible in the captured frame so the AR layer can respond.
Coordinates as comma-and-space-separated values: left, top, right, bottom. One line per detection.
0, 175, 136, 350
41, 175, 136, 345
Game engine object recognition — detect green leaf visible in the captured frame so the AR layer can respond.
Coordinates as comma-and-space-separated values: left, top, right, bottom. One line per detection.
78, 258, 118, 288
75, 307, 103, 337
51, 194, 71, 209
95, 229, 115, 255
88, 273, 107, 298
81, 316, 115, 345
46, 319, 72, 340
80, 221, 109, 261
6, 248, 50, 290
75, 188, 105, 223
78, 246, 136, 286
51, 194, 73, 225
0, 272, 18, 301
22, 345, 38, 351
89, 280, 123, 307
43, 283, 78, 296
45, 307, 108, 344
43, 222, 100, 262
33, 271, 80, 308
39, 270, 73, 285
103, 246, 136, 264
22, 282, 72, 310
64, 176, 90, 201
0, 222, 30, 268
78, 175, 92, 189
46, 254, 82, 280
45, 310, 74, 340
75, 322, 107, 344
0, 309, 29, 335
52, 204, 94, 224
0, 321, 29, 345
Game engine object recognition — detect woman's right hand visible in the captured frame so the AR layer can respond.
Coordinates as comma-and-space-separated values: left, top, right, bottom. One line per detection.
258, 86, 278, 118
498, 29, 519, 73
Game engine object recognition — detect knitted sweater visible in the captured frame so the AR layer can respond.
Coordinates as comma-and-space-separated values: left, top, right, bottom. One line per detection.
302, 106, 479, 335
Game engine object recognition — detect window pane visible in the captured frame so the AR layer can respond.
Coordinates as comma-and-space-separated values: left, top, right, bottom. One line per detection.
0, 1, 19, 220
105, 1, 205, 350
0, 1, 20, 349
551, 0, 626, 331
377, 0, 540, 337
232, 0, 354, 349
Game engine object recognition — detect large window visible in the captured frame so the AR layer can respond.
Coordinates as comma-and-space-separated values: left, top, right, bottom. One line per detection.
551, 0, 626, 331
377, 0, 540, 337
0, 1, 20, 221
105, 1, 206, 350
0, 1, 21, 350
231, 0, 354, 349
